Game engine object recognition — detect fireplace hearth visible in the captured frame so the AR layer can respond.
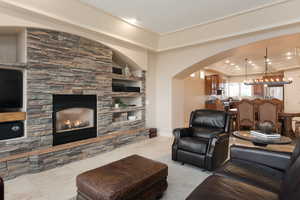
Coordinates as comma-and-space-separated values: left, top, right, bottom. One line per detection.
53, 95, 97, 146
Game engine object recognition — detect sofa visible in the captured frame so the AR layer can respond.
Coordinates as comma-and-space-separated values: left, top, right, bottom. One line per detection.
0, 176, 3, 200
186, 139, 300, 200
172, 109, 231, 171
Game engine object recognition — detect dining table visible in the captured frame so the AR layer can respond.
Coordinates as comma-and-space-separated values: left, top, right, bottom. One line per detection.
228, 111, 300, 138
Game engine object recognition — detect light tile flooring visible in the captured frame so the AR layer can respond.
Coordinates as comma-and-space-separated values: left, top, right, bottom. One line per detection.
5, 137, 211, 200
5, 136, 295, 200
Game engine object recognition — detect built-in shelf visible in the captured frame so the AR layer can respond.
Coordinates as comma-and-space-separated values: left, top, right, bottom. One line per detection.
111, 74, 143, 81
111, 106, 144, 113
111, 92, 143, 98
0, 112, 26, 123
0, 62, 27, 68
112, 119, 142, 126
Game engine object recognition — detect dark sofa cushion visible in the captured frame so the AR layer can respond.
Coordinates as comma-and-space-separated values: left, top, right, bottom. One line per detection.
192, 127, 224, 139
186, 175, 279, 200
215, 159, 284, 193
178, 137, 207, 154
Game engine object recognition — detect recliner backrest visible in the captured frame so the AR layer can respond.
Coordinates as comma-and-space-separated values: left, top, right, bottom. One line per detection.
280, 155, 300, 200
189, 109, 227, 130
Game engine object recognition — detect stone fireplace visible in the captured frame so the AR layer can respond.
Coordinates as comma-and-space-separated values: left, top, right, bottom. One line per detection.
53, 95, 97, 146
0, 28, 148, 181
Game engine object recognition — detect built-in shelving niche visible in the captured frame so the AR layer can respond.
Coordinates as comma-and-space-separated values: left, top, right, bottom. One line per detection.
111, 53, 144, 125
0, 27, 27, 64
0, 27, 27, 141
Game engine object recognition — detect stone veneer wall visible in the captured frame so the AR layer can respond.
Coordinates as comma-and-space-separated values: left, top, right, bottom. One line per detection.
0, 28, 147, 180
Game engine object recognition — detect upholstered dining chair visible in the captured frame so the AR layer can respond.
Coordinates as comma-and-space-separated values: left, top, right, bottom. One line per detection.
257, 100, 282, 133
270, 98, 284, 113
236, 99, 255, 130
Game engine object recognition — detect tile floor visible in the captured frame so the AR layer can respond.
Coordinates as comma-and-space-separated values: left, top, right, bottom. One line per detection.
5, 137, 211, 200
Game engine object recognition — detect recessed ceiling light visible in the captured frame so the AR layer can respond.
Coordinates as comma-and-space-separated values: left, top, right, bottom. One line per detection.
225, 60, 230, 64
248, 60, 253, 64
123, 17, 139, 25
287, 56, 292, 60
268, 62, 272, 65
286, 52, 292, 56
230, 63, 235, 66
190, 73, 195, 77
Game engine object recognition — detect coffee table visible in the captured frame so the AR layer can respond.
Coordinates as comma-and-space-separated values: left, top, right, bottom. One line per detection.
233, 131, 292, 147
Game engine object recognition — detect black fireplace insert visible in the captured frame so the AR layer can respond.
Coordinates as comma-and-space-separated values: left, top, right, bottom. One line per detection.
53, 94, 97, 146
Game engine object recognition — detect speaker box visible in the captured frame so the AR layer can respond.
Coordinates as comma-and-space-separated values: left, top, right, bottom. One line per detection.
112, 67, 123, 75
0, 121, 24, 140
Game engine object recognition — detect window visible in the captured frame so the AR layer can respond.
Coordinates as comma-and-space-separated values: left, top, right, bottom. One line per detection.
225, 82, 252, 97
240, 84, 252, 97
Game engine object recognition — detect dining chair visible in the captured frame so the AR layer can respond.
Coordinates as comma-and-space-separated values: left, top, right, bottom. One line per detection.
236, 99, 256, 130
257, 100, 282, 133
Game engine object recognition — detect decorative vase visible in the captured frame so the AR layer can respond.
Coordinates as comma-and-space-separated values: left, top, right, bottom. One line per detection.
257, 121, 275, 134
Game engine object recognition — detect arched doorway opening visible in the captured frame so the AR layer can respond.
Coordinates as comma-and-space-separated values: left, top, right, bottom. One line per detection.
172, 33, 300, 129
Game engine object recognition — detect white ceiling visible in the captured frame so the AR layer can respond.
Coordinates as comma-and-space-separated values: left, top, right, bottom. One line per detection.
80, 0, 278, 34
204, 34, 300, 76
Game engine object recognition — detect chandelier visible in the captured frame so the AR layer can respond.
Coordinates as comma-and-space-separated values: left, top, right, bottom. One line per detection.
244, 48, 293, 86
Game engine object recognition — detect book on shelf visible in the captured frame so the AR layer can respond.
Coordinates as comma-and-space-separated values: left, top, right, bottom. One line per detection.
250, 130, 281, 139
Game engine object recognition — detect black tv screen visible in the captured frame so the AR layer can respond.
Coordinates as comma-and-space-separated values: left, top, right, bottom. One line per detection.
0, 68, 23, 109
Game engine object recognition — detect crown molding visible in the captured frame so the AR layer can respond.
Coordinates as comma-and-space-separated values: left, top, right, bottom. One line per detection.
161, 0, 291, 36
157, 17, 300, 52
0, 0, 298, 53
0, 0, 158, 51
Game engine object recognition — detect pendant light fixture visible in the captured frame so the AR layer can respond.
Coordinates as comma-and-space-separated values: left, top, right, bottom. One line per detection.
244, 48, 293, 86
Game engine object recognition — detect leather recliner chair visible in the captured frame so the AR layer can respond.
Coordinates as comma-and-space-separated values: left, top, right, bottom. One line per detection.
186, 139, 300, 200
0, 176, 3, 200
172, 109, 231, 171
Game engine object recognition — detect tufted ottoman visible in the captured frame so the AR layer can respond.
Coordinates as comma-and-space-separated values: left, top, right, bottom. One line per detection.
76, 155, 168, 200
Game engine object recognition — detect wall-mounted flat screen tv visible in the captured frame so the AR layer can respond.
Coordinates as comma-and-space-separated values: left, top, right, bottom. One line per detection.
0, 68, 23, 109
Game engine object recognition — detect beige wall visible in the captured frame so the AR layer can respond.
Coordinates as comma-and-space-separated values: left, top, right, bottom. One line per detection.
154, 23, 300, 136
183, 77, 206, 125
0, 2, 150, 70
284, 68, 300, 113
1, 0, 300, 136
158, 0, 300, 51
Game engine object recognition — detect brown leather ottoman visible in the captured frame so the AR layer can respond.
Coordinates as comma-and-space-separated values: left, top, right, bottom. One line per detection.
76, 155, 168, 200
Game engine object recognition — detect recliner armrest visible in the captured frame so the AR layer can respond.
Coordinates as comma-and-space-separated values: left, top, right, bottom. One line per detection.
230, 145, 292, 171
173, 128, 193, 138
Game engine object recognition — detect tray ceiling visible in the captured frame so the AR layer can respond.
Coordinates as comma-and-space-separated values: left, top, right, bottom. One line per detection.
80, 0, 280, 34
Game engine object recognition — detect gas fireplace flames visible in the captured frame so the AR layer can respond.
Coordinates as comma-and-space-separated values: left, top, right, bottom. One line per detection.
62, 119, 90, 130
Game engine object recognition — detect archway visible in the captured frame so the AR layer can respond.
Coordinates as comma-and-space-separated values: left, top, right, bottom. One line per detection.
171, 32, 300, 130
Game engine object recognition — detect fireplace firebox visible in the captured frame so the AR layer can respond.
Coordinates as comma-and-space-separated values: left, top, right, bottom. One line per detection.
53, 95, 97, 146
